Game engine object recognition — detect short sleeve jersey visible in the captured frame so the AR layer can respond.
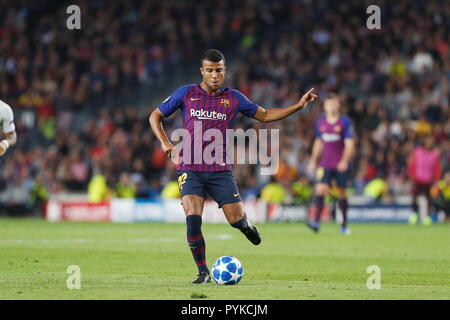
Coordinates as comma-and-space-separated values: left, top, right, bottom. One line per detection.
157, 84, 259, 171
315, 114, 354, 169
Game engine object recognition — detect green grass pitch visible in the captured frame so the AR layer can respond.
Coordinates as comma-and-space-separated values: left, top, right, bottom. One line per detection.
0, 218, 449, 300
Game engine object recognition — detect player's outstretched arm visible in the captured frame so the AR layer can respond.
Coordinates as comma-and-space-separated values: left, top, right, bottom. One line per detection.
252, 88, 317, 123
0, 130, 16, 156
149, 108, 174, 158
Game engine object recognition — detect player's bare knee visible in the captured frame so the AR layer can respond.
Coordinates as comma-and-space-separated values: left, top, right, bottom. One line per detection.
182, 196, 204, 216
183, 203, 202, 216
337, 188, 347, 199
315, 184, 328, 196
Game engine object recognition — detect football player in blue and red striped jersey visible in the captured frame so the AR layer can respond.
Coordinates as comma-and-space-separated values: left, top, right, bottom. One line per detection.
150, 49, 317, 284
306, 93, 355, 235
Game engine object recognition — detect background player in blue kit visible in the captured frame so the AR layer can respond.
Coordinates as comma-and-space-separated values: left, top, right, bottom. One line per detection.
306, 93, 355, 235
150, 49, 317, 284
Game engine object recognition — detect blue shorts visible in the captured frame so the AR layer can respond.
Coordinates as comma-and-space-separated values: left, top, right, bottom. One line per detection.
315, 167, 349, 188
177, 170, 242, 208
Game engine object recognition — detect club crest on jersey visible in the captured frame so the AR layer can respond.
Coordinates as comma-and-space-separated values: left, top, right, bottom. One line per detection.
221, 99, 230, 107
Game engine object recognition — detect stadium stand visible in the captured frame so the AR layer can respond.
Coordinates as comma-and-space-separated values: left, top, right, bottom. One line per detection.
0, 0, 448, 216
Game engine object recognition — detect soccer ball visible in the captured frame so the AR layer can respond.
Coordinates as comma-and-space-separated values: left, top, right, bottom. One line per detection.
211, 256, 244, 285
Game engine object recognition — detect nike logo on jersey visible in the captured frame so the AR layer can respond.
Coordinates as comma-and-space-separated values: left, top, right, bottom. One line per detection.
233, 193, 239, 197
191, 98, 200, 101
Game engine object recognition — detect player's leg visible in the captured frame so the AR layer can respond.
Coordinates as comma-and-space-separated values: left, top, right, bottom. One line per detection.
307, 167, 331, 232
409, 182, 420, 225
306, 183, 329, 232
222, 201, 261, 245
336, 170, 351, 234
336, 187, 351, 234
178, 171, 210, 283
330, 197, 337, 221
422, 184, 433, 226
329, 181, 339, 222
314, 183, 329, 222
205, 171, 261, 245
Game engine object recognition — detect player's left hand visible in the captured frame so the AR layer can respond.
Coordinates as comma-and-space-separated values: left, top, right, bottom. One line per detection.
298, 88, 318, 109
337, 160, 348, 172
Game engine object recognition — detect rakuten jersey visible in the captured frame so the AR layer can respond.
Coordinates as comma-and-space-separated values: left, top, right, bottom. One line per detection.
157, 84, 259, 171
315, 114, 354, 169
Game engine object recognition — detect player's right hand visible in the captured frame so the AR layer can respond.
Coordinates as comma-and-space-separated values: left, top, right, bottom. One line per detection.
162, 142, 174, 158
337, 160, 348, 172
306, 161, 316, 177
298, 88, 318, 109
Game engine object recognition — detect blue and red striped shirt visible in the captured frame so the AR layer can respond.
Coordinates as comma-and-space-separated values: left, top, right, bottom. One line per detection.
158, 84, 259, 172
315, 114, 354, 169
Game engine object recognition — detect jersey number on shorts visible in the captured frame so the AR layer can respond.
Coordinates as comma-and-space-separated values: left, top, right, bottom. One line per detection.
177, 173, 187, 191
316, 167, 325, 180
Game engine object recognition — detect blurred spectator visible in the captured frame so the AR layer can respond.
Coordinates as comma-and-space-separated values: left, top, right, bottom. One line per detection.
139, 178, 164, 199
260, 176, 286, 204
0, 0, 448, 209
241, 176, 260, 201
28, 174, 48, 217
431, 171, 450, 220
115, 172, 136, 198
88, 173, 109, 203
291, 176, 313, 205
363, 177, 388, 203
161, 181, 180, 199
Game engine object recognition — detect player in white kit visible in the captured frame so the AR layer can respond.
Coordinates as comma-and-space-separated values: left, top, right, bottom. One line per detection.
0, 99, 17, 156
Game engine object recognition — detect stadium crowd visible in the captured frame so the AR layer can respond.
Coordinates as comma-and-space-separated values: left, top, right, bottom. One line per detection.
0, 0, 449, 216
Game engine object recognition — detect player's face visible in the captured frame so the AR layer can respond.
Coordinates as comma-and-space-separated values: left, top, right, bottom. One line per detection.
424, 136, 434, 149
200, 60, 226, 92
324, 98, 340, 114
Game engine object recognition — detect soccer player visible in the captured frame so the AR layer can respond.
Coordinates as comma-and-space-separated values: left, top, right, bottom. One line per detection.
149, 49, 317, 284
407, 135, 442, 226
0, 99, 17, 157
306, 93, 355, 235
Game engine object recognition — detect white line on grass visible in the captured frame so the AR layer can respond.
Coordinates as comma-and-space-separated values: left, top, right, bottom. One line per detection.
0, 234, 234, 245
